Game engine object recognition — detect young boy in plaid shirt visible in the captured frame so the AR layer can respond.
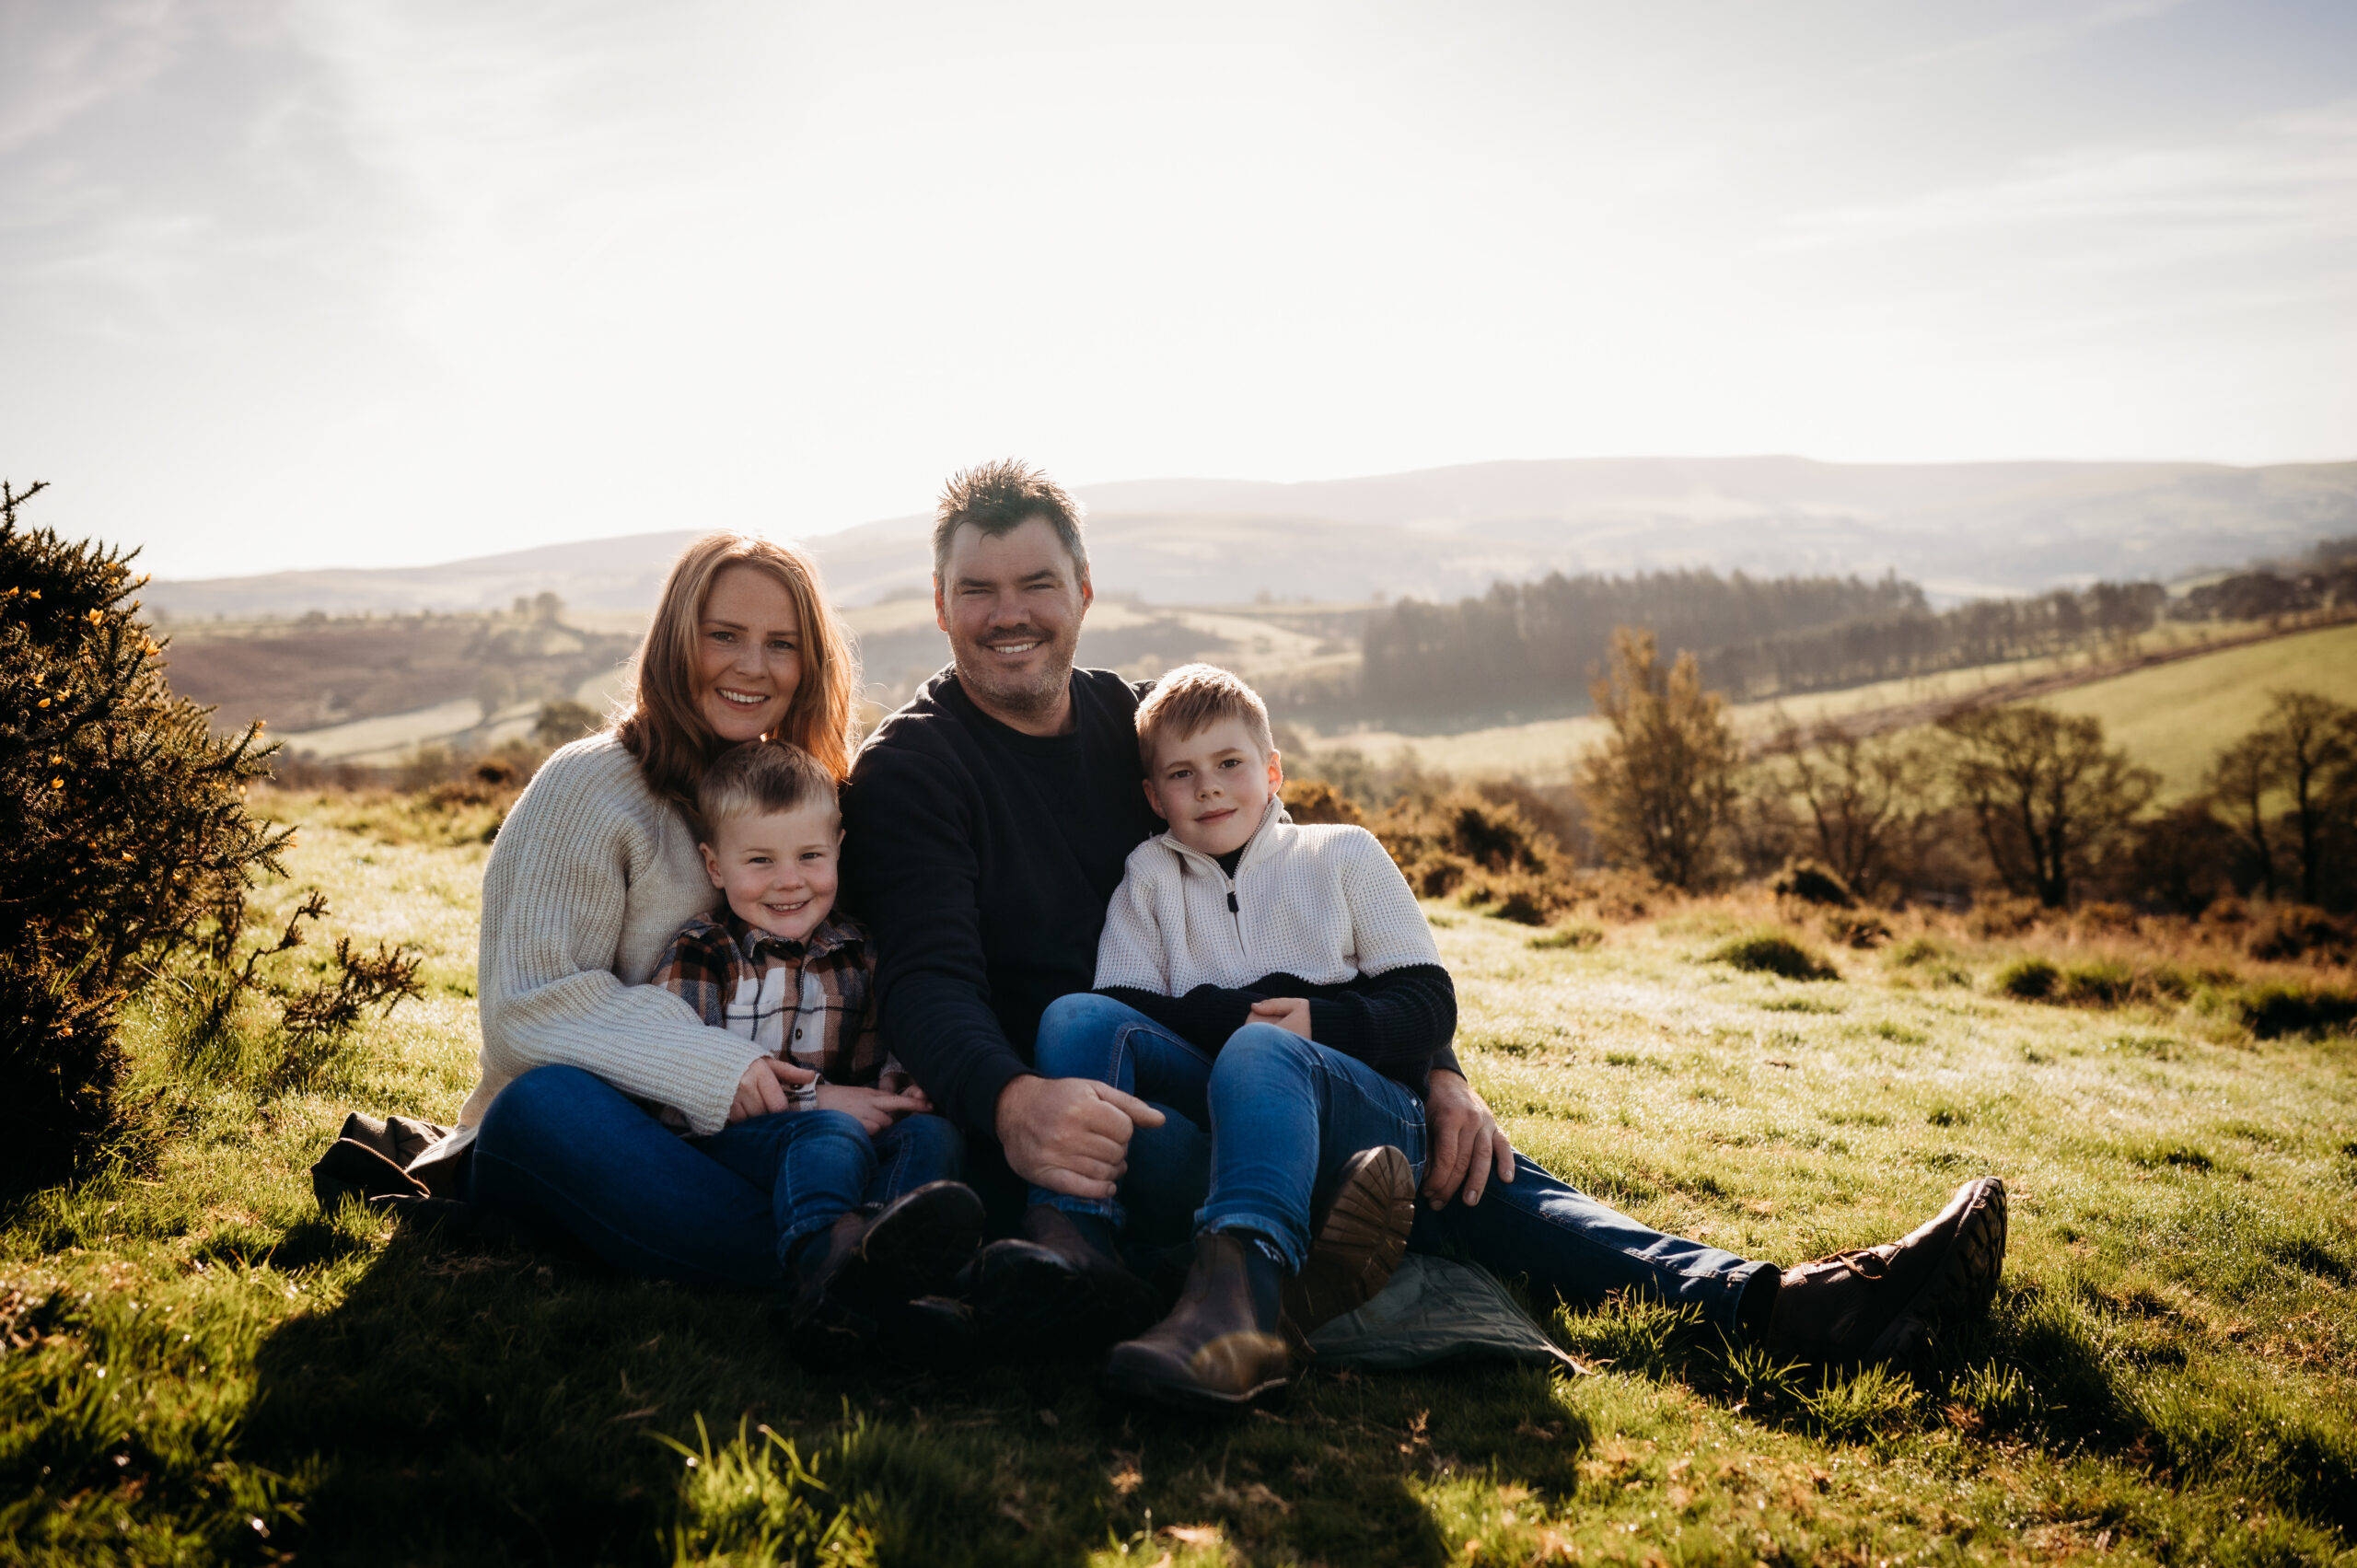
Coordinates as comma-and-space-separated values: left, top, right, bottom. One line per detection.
654, 738, 981, 1362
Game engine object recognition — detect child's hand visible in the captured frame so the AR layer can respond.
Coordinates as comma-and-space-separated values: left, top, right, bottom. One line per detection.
730, 1057, 819, 1122
1248, 997, 1313, 1040
877, 1069, 935, 1114
815, 1084, 928, 1135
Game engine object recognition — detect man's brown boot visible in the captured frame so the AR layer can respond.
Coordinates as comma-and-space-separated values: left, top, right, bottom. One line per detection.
1280, 1144, 1416, 1353
1103, 1232, 1293, 1412
1764, 1176, 2007, 1367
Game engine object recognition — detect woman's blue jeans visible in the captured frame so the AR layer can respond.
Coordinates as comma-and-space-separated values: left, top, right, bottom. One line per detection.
470, 1064, 964, 1288
1031, 993, 1774, 1334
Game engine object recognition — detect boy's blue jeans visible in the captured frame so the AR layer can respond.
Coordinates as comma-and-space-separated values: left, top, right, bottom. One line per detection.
1028, 993, 1427, 1272
1030, 993, 1774, 1335
470, 1064, 964, 1287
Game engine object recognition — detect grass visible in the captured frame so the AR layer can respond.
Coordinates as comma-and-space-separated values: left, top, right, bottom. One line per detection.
2045, 621, 2357, 800
4, 793, 2356, 1564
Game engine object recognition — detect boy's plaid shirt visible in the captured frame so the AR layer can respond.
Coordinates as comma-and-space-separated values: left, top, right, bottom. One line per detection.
651, 910, 888, 1086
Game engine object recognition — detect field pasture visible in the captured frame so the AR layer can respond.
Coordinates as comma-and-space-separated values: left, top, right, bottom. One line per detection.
1298, 617, 2349, 789
3, 790, 2352, 1564
2043, 621, 2357, 800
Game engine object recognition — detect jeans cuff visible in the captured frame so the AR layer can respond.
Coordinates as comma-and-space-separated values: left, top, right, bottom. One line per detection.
1198, 1205, 1305, 1273
1042, 1192, 1124, 1230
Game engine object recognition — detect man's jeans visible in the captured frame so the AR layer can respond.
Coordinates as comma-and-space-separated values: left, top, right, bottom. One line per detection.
1032, 993, 1773, 1334
470, 1064, 964, 1287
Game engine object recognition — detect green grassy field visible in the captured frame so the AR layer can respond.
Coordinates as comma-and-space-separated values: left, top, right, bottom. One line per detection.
4, 794, 2354, 1565
2044, 621, 2357, 800
1306, 620, 2352, 793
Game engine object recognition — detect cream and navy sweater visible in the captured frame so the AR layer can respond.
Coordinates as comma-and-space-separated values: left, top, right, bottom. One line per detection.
1092, 800, 1457, 1085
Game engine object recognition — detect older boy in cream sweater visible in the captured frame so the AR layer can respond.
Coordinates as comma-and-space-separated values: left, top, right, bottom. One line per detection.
1021, 664, 1446, 1410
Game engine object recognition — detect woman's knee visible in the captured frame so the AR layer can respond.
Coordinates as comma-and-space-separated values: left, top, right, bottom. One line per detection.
480, 1063, 610, 1145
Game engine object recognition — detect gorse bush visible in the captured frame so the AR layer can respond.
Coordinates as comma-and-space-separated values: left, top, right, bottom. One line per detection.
1706, 928, 1838, 981
0, 482, 286, 1192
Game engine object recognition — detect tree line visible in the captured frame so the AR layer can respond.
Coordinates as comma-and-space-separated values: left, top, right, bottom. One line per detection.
1360, 554, 2357, 714
1361, 568, 1921, 709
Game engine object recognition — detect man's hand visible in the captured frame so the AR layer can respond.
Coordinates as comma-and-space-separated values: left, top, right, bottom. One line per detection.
729, 1056, 819, 1123
1422, 1067, 1516, 1208
1248, 997, 1312, 1039
996, 1073, 1166, 1201
816, 1083, 929, 1135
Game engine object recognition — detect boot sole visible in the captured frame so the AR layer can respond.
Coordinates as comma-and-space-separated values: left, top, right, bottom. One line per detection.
1283, 1144, 1415, 1346
861, 1181, 987, 1300
1866, 1177, 2008, 1362
1102, 1349, 1291, 1413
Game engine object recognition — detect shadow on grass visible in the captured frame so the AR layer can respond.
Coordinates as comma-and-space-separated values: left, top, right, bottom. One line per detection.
236, 1231, 1595, 1567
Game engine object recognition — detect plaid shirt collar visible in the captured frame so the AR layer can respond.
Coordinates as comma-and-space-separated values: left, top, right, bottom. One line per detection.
714, 908, 864, 966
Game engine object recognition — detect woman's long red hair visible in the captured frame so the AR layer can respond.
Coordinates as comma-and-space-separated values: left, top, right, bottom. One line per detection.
615, 534, 858, 818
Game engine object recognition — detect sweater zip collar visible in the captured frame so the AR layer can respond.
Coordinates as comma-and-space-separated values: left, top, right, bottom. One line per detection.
1155, 796, 1289, 882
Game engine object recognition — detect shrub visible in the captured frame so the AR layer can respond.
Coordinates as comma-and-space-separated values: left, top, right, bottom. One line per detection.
1995, 958, 2061, 1001
1707, 929, 1838, 981
0, 482, 286, 1192
1282, 776, 1364, 826
2247, 904, 2352, 964
2057, 959, 2135, 1006
2237, 982, 2357, 1040
1968, 897, 2044, 938
1527, 923, 1605, 951
1773, 859, 1855, 908
1372, 789, 1563, 902
1824, 910, 1893, 949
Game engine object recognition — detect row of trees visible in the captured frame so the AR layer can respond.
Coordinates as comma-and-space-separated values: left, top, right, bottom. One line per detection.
1700, 582, 2168, 701
1576, 626, 2357, 912
1363, 552, 2357, 721
1362, 568, 1922, 708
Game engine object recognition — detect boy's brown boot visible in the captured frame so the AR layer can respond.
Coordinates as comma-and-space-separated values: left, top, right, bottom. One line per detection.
1763, 1176, 2007, 1367
1103, 1231, 1293, 1412
1279, 1144, 1416, 1354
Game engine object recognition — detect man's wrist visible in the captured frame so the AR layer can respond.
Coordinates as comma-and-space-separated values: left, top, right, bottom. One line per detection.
992, 1072, 1042, 1141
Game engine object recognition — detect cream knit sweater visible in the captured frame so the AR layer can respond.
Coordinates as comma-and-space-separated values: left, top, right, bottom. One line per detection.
453, 734, 769, 1139
1094, 801, 1442, 995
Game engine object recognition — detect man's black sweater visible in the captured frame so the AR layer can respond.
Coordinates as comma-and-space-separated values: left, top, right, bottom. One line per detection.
842, 666, 1457, 1142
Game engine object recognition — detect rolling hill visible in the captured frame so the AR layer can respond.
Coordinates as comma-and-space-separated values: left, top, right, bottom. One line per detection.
146, 456, 2357, 619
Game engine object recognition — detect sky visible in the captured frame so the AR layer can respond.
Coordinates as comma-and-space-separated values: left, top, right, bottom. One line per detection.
3, 0, 2353, 579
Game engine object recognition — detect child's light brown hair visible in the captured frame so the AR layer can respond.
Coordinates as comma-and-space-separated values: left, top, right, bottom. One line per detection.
1133, 663, 1274, 771
696, 739, 838, 839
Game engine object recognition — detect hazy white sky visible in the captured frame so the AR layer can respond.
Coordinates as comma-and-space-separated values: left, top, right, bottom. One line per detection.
4, 0, 2352, 578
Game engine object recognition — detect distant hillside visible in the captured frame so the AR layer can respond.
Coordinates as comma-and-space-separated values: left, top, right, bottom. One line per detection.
146, 456, 2357, 618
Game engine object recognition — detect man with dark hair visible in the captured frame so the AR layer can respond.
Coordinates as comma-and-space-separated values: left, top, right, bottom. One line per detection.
843, 458, 2007, 1365
931, 458, 1089, 584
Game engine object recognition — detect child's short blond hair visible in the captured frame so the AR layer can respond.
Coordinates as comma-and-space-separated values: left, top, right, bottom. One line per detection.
1133, 663, 1274, 771
696, 739, 838, 837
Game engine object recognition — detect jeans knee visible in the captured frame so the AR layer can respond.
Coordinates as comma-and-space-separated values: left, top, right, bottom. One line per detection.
1209, 1023, 1319, 1094
479, 1063, 603, 1149
893, 1112, 965, 1174
1036, 992, 1127, 1068
799, 1108, 872, 1149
